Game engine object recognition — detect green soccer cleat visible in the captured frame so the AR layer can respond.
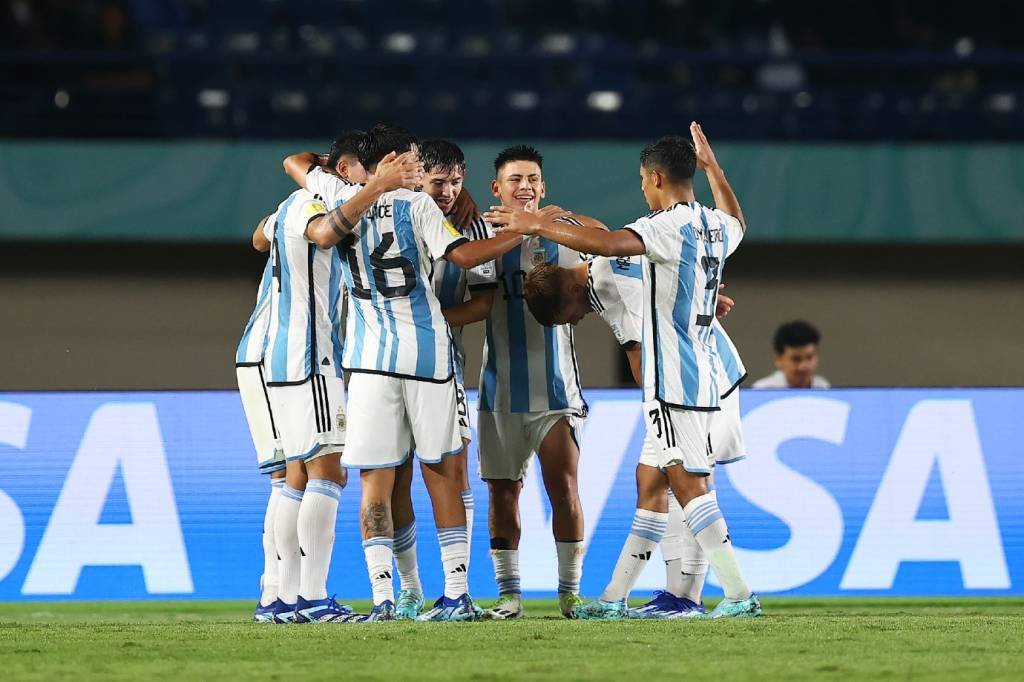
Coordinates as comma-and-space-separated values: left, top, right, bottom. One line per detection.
704, 594, 763, 619
558, 593, 586, 619
575, 598, 627, 620
396, 589, 425, 620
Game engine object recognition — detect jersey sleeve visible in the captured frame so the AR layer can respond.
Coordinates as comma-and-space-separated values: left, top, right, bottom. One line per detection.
414, 193, 469, 260
465, 219, 498, 289
306, 167, 361, 207
593, 259, 643, 345
262, 210, 278, 241
714, 209, 744, 257
287, 197, 328, 241
552, 216, 590, 263
622, 214, 676, 264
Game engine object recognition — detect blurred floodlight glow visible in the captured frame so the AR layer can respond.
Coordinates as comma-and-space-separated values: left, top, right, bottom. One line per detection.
197, 89, 229, 109
587, 91, 623, 112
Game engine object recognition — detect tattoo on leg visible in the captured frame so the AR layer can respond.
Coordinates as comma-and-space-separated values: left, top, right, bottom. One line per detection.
362, 501, 392, 537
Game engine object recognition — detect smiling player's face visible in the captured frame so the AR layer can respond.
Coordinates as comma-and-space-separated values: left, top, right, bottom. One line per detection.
421, 167, 464, 216
492, 160, 545, 209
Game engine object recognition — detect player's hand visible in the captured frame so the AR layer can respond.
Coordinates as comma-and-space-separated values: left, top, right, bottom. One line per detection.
691, 121, 720, 172
317, 153, 330, 168
484, 205, 543, 236
375, 151, 423, 191
716, 283, 734, 318
537, 205, 570, 220
450, 188, 479, 230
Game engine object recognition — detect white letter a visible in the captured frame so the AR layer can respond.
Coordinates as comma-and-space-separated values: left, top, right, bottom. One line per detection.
23, 403, 193, 595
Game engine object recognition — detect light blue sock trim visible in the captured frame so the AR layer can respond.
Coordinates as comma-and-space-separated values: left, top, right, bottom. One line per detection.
394, 522, 417, 553
362, 537, 394, 550
270, 478, 285, 488
304, 479, 342, 501
437, 525, 468, 548
497, 576, 521, 596
282, 485, 304, 502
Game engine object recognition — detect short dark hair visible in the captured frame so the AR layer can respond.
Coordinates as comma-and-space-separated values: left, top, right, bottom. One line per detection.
524, 263, 571, 327
773, 320, 822, 354
640, 136, 696, 183
360, 123, 418, 171
419, 139, 466, 176
494, 145, 543, 176
326, 130, 368, 170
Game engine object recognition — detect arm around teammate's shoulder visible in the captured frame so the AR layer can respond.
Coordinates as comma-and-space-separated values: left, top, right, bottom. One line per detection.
283, 152, 323, 189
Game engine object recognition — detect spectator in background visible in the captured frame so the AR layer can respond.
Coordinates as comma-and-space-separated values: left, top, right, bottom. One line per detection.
752, 320, 831, 389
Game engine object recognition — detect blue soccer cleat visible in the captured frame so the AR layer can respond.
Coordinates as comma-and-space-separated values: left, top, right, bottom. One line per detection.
253, 600, 279, 623
294, 596, 354, 623
396, 589, 425, 620
270, 599, 299, 624
575, 598, 627, 620
627, 591, 705, 619
341, 600, 398, 623
704, 593, 763, 619
418, 594, 483, 622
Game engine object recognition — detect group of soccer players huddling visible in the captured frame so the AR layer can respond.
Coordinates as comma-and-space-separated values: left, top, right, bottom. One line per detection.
235, 120, 762, 623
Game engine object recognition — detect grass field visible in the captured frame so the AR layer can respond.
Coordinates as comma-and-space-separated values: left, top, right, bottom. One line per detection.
1, 598, 1022, 681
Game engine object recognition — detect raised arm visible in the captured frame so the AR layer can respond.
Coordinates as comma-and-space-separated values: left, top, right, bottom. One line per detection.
283, 152, 326, 189
304, 151, 420, 249
445, 233, 522, 270
691, 121, 745, 232
484, 206, 644, 258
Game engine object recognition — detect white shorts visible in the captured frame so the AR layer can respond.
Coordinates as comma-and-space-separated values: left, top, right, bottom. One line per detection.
236, 364, 284, 473
477, 409, 581, 481
712, 388, 746, 464
641, 400, 714, 475
455, 376, 472, 442
343, 372, 462, 469
266, 374, 345, 462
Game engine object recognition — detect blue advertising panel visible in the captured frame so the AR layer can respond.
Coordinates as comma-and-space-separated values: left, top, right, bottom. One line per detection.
0, 388, 1021, 601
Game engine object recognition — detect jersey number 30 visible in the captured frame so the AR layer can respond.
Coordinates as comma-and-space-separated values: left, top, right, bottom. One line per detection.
345, 233, 417, 299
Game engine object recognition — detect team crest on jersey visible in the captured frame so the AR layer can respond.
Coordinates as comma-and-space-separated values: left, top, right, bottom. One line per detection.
531, 248, 548, 267
336, 408, 346, 431
305, 201, 326, 217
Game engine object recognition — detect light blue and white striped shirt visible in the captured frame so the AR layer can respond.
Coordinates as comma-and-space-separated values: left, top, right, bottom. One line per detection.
340, 189, 468, 382
624, 202, 744, 409
236, 254, 274, 366
479, 224, 587, 415
263, 189, 345, 385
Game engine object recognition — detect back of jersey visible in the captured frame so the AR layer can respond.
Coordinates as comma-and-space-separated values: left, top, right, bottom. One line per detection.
340, 189, 467, 382
624, 201, 743, 409
479, 227, 587, 415
263, 189, 344, 385
236, 210, 278, 366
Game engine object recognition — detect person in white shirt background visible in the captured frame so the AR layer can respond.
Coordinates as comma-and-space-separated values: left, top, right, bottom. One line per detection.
752, 320, 830, 389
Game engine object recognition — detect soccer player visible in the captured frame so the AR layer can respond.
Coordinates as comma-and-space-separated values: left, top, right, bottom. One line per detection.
522, 258, 746, 618
486, 122, 762, 619
284, 130, 371, 186
300, 124, 521, 622
387, 139, 498, 619
235, 211, 287, 623
476, 145, 598, 620
263, 150, 421, 623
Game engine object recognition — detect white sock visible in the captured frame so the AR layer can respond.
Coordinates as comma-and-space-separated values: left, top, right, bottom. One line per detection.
363, 537, 395, 606
490, 549, 521, 596
393, 521, 422, 594
556, 540, 585, 596
461, 489, 474, 570
663, 493, 708, 602
438, 525, 469, 599
274, 485, 303, 605
297, 479, 342, 602
602, 509, 667, 602
682, 492, 750, 601
259, 479, 284, 606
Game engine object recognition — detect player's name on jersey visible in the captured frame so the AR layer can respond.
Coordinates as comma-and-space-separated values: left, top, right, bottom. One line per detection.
365, 202, 394, 220
694, 226, 728, 243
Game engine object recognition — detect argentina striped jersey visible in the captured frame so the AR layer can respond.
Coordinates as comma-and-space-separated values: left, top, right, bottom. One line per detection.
263, 189, 346, 385
340, 189, 468, 382
623, 202, 744, 409
479, 220, 587, 415
235, 211, 278, 365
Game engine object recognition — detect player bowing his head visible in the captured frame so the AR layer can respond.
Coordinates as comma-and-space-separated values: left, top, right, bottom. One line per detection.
486, 122, 761, 619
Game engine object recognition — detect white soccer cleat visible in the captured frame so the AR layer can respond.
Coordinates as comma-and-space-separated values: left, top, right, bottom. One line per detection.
483, 594, 523, 620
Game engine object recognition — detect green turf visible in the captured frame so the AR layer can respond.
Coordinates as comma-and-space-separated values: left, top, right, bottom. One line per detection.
1, 598, 1023, 681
